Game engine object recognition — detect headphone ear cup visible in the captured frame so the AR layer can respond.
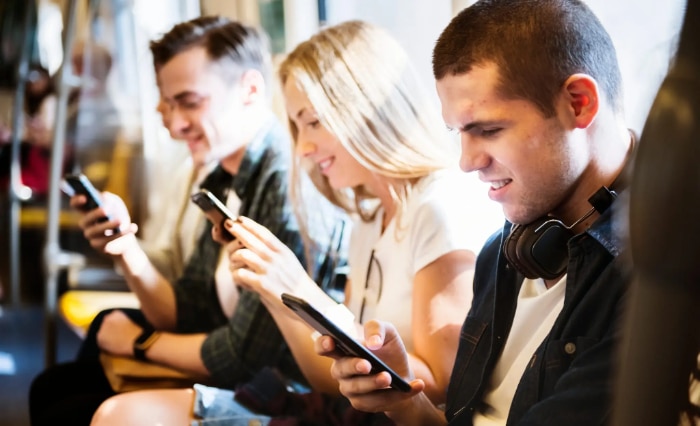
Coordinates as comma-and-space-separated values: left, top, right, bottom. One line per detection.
504, 222, 545, 279
503, 219, 572, 279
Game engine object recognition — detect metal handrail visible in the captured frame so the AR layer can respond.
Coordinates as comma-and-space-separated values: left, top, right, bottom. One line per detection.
42, 0, 81, 367
7, 0, 36, 306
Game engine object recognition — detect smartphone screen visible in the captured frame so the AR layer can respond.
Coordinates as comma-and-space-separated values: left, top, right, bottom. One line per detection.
190, 189, 237, 242
281, 293, 412, 392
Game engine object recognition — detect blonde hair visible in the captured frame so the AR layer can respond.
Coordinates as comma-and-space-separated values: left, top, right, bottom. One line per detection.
279, 21, 457, 240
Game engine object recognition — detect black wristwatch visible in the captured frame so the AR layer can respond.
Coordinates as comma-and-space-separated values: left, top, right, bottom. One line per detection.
133, 327, 160, 361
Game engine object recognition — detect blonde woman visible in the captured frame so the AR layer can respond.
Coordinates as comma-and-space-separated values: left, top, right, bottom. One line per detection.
90, 20, 502, 425
226, 20, 502, 405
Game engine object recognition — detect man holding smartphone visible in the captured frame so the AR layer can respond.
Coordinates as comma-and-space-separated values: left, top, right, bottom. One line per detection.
318, 1, 637, 425
30, 16, 348, 425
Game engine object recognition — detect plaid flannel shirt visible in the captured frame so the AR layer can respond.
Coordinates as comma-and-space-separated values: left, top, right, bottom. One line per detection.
172, 119, 348, 389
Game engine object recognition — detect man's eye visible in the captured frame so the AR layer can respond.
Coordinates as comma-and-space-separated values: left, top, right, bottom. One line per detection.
178, 96, 207, 110
181, 101, 202, 109
481, 128, 501, 137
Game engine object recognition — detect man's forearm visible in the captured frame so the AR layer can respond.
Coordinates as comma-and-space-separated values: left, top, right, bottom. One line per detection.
143, 332, 210, 378
116, 241, 178, 329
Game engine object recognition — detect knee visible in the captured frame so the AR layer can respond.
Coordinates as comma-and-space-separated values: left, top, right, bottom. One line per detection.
91, 388, 196, 426
90, 392, 144, 425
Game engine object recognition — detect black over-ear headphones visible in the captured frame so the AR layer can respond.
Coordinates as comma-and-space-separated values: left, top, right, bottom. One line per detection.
503, 186, 617, 280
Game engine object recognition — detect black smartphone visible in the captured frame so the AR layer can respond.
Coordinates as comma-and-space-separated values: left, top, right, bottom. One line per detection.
62, 174, 121, 234
190, 189, 237, 242
281, 293, 412, 392
62, 173, 104, 212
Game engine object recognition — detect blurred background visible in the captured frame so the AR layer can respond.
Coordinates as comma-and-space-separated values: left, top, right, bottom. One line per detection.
0, 0, 687, 425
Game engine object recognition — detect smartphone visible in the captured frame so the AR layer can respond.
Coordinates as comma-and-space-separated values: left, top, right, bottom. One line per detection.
281, 293, 412, 392
62, 174, 121, 235
190, 189, 237, 242
62, 173, 104, 212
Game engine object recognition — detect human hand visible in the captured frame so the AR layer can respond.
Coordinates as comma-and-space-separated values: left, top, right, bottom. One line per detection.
72, 191, 138, 256
211, 221, 240, 246
315, 320, 425, 413
225, 216, 316, 305
96, 310, 145, 357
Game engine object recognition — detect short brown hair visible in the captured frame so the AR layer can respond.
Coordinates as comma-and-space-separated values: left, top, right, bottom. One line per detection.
433, 0, 623, 117
149, 15, 272, 84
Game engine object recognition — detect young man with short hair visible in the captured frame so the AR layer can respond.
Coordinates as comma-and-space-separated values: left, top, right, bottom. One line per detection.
29, 16, 347, 425
319, 1, 634, 424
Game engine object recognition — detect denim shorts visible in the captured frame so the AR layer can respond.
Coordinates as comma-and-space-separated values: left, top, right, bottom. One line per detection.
191, 383, 272, 426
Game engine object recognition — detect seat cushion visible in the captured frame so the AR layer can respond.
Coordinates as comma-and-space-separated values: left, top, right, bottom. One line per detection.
58, 290, 140, 338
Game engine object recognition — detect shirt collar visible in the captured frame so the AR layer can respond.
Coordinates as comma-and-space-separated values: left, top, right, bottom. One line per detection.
232, 117, 289, 200
198, 116, 286, 199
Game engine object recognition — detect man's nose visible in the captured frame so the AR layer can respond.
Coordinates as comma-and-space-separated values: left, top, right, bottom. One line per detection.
167, 108, 190, 137
156, 101, 171, 128
459, 134, 489, 173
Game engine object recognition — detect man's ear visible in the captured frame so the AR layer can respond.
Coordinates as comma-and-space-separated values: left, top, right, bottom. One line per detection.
239, 69, 266, 105
561, 74, 599, 129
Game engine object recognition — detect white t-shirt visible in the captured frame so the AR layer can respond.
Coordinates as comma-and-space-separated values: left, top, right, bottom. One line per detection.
214, 187, 242, 317
346, 168, 503, 351
139, 159, 210, 282
473, 276, 567, 425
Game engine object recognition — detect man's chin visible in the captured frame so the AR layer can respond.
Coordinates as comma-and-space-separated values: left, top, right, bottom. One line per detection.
503, 208, 538, 226
190, 151, 214, 168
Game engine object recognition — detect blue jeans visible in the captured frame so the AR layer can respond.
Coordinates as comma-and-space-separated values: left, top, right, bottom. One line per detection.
192, 383, 272, 426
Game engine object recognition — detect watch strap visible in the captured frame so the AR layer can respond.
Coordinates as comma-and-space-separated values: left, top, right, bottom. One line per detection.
133, 327, 160, 361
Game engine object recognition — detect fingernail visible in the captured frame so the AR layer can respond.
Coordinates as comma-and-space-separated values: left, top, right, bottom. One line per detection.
322, 338, 332, 351
367, 335, 382, 348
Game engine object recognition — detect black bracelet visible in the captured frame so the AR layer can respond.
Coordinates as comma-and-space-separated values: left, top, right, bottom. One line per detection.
133, 327, 160, 361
